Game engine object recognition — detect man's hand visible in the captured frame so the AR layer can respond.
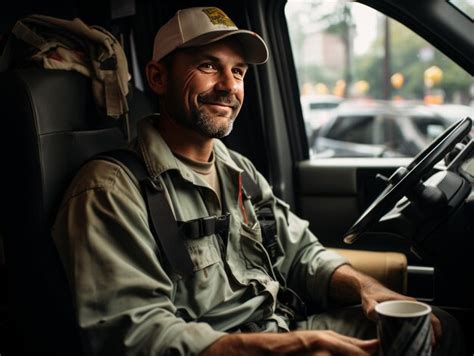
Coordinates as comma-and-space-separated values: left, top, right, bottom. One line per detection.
330, 264, 442, 346
201, 330, 379, 355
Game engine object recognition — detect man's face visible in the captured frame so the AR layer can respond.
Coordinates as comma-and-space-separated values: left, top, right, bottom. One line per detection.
161, 39, 248, 138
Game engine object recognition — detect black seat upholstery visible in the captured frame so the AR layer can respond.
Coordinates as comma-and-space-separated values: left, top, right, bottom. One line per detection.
0, 68, 153, 354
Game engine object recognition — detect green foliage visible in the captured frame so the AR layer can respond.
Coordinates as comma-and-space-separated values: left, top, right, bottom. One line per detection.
354, 19, 471, 103
286, 0, 472, 103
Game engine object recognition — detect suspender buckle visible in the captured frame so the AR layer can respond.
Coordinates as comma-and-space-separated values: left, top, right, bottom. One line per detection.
180, 213, 231, 239
257, 205, 284, 262
215, 212, 231, 236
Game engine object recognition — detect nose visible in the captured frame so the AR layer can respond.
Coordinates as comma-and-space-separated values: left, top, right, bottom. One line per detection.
214, 69, 239, 94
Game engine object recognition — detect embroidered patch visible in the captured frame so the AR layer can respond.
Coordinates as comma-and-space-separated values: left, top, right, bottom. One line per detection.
202, 7, 236, 27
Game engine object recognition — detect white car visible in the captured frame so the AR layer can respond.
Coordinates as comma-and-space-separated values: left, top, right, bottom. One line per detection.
300, 94, 343, 144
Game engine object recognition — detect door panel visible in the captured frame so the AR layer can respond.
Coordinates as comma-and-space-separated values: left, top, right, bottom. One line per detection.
296, 157, 436, 299
296, 157, 418, 260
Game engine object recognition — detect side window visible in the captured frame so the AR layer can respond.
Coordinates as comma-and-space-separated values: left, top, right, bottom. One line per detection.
412, 117, 449, 141
383, 117, 403, 149
326, 115, 375, 144
285, 0, 474, 158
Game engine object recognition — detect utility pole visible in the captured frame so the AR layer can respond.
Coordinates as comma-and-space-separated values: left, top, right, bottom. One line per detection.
383, 16, 391, 100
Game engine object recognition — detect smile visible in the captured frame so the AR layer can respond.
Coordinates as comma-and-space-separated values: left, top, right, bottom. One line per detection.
203, 103, 234, 112
205, 101, 233, 107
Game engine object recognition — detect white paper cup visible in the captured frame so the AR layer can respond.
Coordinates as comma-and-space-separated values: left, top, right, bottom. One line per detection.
375, 300, 432, 356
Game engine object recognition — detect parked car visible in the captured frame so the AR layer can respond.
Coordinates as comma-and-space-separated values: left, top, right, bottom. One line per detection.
311, 100, 472, 157
300, 94, 343, 143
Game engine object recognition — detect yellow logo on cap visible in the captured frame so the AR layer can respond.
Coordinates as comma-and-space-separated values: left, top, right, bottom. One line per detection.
202, 7, 236, 27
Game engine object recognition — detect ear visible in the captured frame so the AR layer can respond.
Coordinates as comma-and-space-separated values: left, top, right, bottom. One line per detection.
146, 61, 168, 95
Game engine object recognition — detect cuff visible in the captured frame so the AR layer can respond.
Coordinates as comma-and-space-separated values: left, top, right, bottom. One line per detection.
167, 322, 228, 355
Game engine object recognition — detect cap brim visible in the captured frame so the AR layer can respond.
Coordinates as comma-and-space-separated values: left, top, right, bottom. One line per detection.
181, 29, 269, 64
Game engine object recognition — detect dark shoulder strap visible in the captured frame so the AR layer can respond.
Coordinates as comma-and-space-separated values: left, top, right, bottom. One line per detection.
95, 149, 148, 181
94, 149, 194, 277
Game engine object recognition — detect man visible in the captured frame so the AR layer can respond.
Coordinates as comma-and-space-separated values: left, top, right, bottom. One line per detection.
53, 6, 464, 355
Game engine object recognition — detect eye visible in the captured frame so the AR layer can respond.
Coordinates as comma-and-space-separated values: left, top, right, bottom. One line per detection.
199, 63, 217, 73
232, 68, 245, 79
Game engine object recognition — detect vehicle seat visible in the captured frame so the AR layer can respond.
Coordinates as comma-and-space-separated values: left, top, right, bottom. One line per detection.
0, 68, 153, 354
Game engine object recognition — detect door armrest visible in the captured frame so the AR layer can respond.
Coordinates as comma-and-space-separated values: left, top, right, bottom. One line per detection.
329, 248, 407, 294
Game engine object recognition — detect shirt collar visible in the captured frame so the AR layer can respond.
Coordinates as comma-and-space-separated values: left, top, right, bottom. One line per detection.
136, 115, 243, 182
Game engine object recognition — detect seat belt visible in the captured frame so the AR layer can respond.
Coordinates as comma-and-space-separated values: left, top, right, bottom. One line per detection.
94, 149, 231, 276
94, 149, 195, 277
94, 148, 306, 321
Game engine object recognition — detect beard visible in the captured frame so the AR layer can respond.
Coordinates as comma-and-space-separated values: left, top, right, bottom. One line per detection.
192, 106, 236, 138
169, 90, 241, 139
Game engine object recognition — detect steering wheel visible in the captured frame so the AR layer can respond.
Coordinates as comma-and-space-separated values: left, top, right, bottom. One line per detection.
343, 117, 472, 244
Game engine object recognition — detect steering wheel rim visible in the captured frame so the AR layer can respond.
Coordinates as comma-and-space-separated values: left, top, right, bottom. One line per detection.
343, 117, 473, 244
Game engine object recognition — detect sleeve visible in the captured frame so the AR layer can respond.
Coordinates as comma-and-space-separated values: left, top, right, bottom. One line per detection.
52, 161, 226, 356
275, 208, 349, 310
232, 153, 349, 309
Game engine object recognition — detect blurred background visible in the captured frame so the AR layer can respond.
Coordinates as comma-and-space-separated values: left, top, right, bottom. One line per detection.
285, 0, 474, 158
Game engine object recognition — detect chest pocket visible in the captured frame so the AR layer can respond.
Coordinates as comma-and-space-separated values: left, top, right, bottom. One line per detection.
240, 223, 273, 277
185, 235, 221, 271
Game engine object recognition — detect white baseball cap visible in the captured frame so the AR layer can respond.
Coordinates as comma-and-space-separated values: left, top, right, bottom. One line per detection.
152, 7, 269, 64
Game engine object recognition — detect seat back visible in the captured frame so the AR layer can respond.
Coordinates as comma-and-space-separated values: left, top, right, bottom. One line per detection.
0, 68, 152, 354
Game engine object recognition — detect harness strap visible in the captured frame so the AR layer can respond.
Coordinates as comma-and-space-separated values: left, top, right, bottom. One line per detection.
258, 207, 281, 261
94, 148, 307, 321
95, 149, 194, 277
179, 213, 230, 240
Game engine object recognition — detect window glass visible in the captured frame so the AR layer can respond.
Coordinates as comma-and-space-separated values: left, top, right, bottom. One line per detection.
448, 0, 474, 20
310, 102, 340, 110
285, 0, 474, 158
326, 115, 375, 144
383, 117, 403, 149
411, 117, 449, 140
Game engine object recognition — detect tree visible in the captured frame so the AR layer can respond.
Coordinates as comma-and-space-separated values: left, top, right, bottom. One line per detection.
354, 18, 472, 103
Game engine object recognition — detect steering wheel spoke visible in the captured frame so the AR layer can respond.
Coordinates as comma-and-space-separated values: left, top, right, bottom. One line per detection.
343, 117, 472, 245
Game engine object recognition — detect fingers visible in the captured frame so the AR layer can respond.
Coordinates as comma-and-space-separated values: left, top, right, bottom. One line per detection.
338, 337, 379, 354
362, 292, 417, 322
431, 313, 442, 346
318, 333, 378, 355
304, 331, 379, 356
363, 299, 378, 321
324, 330, 378, 349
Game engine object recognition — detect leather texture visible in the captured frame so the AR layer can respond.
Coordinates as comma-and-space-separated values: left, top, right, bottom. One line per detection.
0, 68, 152, 354
330, 248, 408, 294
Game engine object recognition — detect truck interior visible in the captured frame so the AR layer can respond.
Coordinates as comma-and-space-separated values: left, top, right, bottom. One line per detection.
1, 0, 472, 354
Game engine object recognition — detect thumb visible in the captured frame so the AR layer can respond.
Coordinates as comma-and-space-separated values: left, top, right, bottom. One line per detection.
363, 299, 379, 321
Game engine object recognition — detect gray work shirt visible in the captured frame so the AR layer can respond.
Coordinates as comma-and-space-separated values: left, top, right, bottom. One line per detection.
52, 116, 348, 355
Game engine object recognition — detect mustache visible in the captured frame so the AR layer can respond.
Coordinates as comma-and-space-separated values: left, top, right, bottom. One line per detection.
197, 92, 240, 108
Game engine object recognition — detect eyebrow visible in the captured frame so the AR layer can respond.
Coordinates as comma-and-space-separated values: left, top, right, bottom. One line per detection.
195, 53, 248, 70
